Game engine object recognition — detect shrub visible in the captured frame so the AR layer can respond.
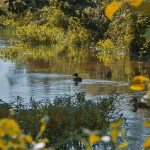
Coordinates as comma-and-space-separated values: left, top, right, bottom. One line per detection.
15, 24, 65, 44
67, 17, 92, 47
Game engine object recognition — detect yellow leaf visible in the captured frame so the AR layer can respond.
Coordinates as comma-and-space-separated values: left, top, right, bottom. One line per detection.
144, 121, 150, 128
105, 1, 122, 20
143, 136, 150, 149
40, 124, 46, 133
118, 142, 128, 149
89, 134, 101, 145
110, 118, 124, 129
125, 0, 144, 7
111, 129, 119, 143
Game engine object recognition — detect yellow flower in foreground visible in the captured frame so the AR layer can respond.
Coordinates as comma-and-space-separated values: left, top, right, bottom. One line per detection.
118, 141, 128, 149
144, 121, 150, 128
105, 1, 122, 20
129, 76, 149, 91
89, 134, 101, 145
144, 136, 150, 149
0, 118, 21, 136
125, 0, 143, 7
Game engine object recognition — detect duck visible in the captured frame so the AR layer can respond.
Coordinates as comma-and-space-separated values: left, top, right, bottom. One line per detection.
131, 97, 150, 112
73, 73, 82, 86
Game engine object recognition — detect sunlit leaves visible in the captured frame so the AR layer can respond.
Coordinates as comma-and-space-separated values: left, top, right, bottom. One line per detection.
105, 1, 122, 20
129, 76, 149, 91
125, 0, 144, 7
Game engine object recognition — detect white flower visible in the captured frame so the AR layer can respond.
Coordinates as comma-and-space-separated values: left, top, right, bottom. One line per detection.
32, 142, 46, 150
101, 136, 110, 143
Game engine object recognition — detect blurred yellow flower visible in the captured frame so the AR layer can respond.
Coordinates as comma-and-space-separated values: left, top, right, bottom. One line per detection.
118, 142, 128, 149
0, 119, 21, 137
105, 1, 122, 20
144, 136, 150, 149
129, 76, 149, 91
132, 76, 149, 82
125, 0, 143, 7
144, 121, 150, 128
89, 134, 101, 145
130, 84, 145, 91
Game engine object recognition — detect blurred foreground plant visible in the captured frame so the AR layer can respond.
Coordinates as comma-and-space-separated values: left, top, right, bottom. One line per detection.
82, 118, 128, 150
105, 0, 150, 43
0, 116, 49, 150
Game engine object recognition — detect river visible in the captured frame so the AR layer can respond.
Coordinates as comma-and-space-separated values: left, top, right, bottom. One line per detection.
0, 30, 150, 149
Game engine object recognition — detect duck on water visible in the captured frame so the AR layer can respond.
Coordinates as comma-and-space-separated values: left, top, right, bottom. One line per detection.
73, 73, 82, 86
131, 96, 150, 112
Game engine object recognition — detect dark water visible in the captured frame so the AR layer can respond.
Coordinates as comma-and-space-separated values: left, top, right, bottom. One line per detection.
0, 30, 150, 149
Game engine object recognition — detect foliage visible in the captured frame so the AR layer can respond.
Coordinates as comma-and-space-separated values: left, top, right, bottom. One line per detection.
105, 0, 150, 45
1, 0, 150, 59
67, 17, 92, 47
15, 24, 65, 44
0, 117, 48, 150
0, 92, 120, 149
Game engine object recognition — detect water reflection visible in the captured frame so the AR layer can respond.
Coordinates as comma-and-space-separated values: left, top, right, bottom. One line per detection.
0, 43, 150, 101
